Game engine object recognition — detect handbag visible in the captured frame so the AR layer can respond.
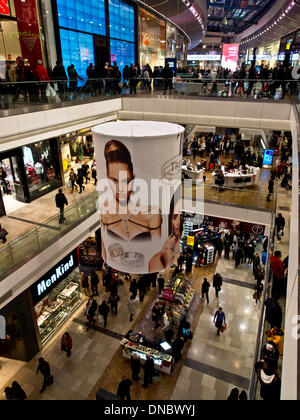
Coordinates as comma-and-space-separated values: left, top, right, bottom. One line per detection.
253, 292, 258, 300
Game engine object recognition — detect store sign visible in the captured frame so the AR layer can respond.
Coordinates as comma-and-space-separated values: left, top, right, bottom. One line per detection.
187, 235, 195, 247
202, 215, 265, 235
31, 250, 78, 305
162, 289, 174, 302
0, 0, 10, 15
221, 44, 239, 72
187, 54, 221, 61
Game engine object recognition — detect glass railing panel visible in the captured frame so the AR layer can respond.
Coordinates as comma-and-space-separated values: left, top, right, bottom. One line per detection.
9, 230, 40, 267
0, 245, 14, 276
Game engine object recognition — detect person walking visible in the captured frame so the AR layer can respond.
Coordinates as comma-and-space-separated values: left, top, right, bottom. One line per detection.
214, 306, 226, 336
143, 355, 155, 388
91, 270, 99, 296
128, 295, 138, 322
267, 175, 275, 202
213, 273, 223, 298
55, 188, 68, 224
61, 332, 72, 358
270, 251, 286, 297
36, 358, 53, 394
82, 161, 90, 184
91, 161, 97, 185
253, 252, 261, 278
177, 254, 185, 271
201, 278, 210, 304
137, 276, 146, 302
77, 168, 85, 194
117, 376, 133, 401
129, 278, 138, 299
227, 388, 239, 400
85, 297, 98, 331
11, 381, 27, 400
275, 213, 285, 241
162, 63, 173, 95
158, 276, 165, 295
98, 300, 110, 328
69, 169, 78, 192
131, 354, 141, 381
264, 296, 282, 329
108, 291, 120, 315
34, 60, 49, 103
80, 272, 90, 296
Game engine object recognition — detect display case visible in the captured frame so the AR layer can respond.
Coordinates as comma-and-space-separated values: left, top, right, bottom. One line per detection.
78, 236, 101, 266
120, 338, 173, 375
35, 270, 82, 345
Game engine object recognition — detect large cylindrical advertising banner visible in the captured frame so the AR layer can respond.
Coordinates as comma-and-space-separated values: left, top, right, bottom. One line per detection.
93, 121, 184, 274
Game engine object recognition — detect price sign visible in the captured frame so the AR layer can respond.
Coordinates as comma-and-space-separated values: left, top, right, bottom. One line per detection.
162, 289, 174, 302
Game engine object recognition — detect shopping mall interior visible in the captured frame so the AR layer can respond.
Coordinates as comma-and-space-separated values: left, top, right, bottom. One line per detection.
0, 0, 299, 403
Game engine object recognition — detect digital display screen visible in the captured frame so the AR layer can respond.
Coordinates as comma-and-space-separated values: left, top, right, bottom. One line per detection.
160, 341, 172, 351
263, 150, 274, 166
221, 44, 239, 72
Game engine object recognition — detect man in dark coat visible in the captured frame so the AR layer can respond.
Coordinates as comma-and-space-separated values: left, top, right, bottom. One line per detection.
55, 189, 68, 224
36, 358, 52, 394
117, 376, 133, 400
91, 271, 99, 296
264, 296, 282, 328
143, 356, 155, 388
158, 277, 165, 295
213, 273, 223, 298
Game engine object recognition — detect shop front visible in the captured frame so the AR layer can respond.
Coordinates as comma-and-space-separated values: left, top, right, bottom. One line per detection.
139, 8, 165, 69
30, 249, 83, 346
0, 0, 45, 66
187, 52, 221, 69
254, 41, 280, 69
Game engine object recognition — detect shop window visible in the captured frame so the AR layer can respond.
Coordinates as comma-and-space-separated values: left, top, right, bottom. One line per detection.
56, 0, 106, 36
139, 8, 165, 69
110, 38, 135, 76
60, 28, 95, 79
34, 269, 82, 344
22, 139, 62, 201
109, 0, 135, 43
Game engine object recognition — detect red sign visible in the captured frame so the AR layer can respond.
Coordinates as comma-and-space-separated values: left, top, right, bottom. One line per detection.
162, 289, 174, 302
202, 215, 265, 236
221, 43, 239, 72
0, 0, 10, 16
111, 55, 117, 63
14, 0, 43, 68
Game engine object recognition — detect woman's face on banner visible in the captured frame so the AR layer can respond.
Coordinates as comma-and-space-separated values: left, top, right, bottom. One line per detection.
107, 162, 134, 205
172, 200, 181, 239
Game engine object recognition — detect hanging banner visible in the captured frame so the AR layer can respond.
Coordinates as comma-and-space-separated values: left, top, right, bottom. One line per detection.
14, 0, 43, 67
221, 44, 239, 72
93, 121, 184, 274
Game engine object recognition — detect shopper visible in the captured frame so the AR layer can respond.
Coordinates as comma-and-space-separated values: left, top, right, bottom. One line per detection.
85, 297, 97, 331
129, 278, 138, 299
137, 276, 146, 302
128, 295, 138, 322
80, 272, 90, 296
172, 336, 185, 363
152, 302, 161, 327
185, 252, 193, 274
55, 188, 68, 224
254, 282, 264, 304
69, 169, 78, 192
11, 381, 27, 400
98, 300, 110, 328
158, 276, 165, 295
131, 354, 141, 381
214, 307, 226, 336
143, 355, 155, 388
275, 213, 285, 241
4, 387, 13, 400
0, 224, 8, 244
117, 376, 133, 401
108, 291, 120, 315
266, 176, 274, 202
201, 278, 210, 304
260, 341, 280, 370
162, 63, 173, 95
61, 332, 72, 358
91, 270, 99, 296
36, 358, 53, 394
253, 252, 261, 277
255, 362, 281, 401
77, 168, 85, 194
82, 161, 90, 184
264, 296, 282, 329
34, 60, 49, 103
270, 251, 285, 297
177, 253, 185, 271
213, 273, 223, 298
227, 388, 239, 400
91, 161, 97, 185
239, 391, 248, 400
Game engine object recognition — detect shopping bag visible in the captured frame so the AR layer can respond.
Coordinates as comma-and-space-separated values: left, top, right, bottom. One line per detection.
98, 314, 104, 324
46, 83, 56, 97
221, 323, 227, 333
253, 292, 258, 301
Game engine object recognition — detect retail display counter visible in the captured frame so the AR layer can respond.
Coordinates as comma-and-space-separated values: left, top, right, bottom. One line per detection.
121, 337, 173, 375
182, 164, 205, 181
212, 167, 260, 188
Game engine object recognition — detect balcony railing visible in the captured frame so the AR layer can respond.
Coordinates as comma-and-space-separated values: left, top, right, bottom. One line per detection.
0, 182, 276, 281
0, 77, 299, 117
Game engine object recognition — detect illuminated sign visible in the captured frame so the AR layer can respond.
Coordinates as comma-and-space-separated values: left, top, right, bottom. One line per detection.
221, 44, 239, 72
187, 54, 221, 61
263, 150, 274, 166
187, 235, 195, 247
0, 0, 10, 15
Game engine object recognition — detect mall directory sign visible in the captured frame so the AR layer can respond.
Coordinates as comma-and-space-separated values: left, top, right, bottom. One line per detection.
221, 44, 239, 72
93, 121, 184, 274
263, 150, 274, 167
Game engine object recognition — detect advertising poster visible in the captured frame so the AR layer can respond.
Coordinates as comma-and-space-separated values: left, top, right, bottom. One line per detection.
263, 150, 274, 167
221, 44, 239, 72
93, 121, 184, 274
0, 0, 10, 15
